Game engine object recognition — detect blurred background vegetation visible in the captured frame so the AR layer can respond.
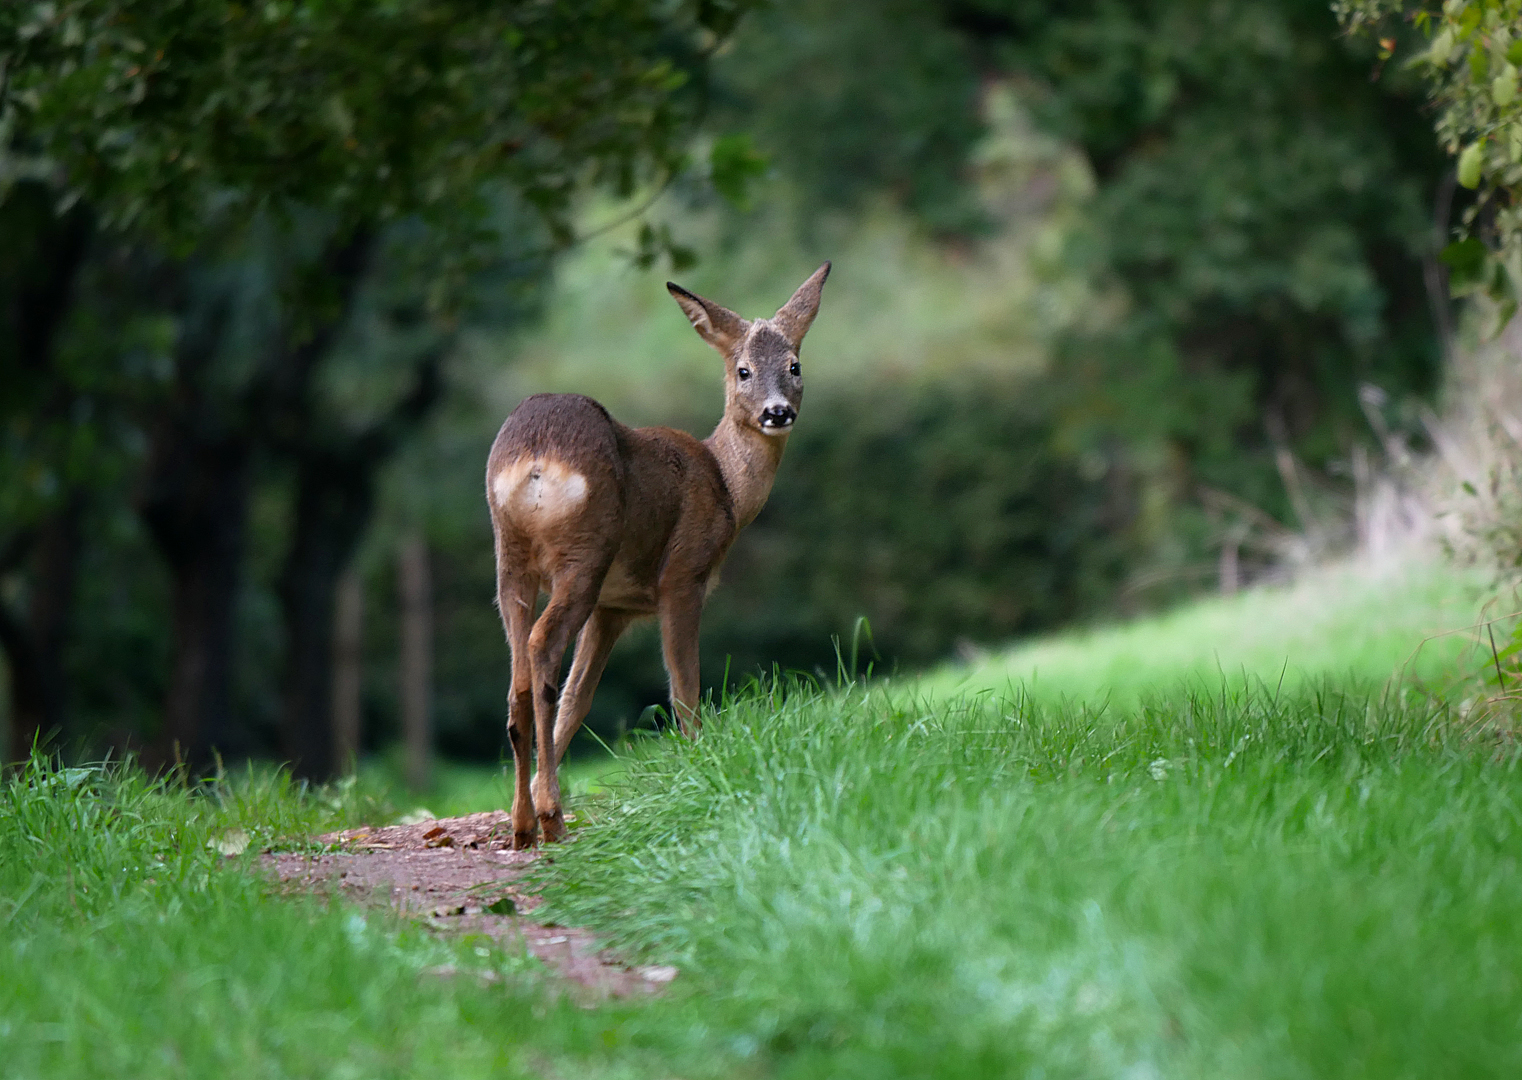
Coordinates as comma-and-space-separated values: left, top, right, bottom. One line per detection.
3, 0, 1510, 779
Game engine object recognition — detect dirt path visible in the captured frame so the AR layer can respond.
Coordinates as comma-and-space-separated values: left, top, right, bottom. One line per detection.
264, 810, 675, 999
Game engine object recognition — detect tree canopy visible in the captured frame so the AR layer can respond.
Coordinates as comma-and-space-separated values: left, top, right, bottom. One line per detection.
3, 0, 745, 244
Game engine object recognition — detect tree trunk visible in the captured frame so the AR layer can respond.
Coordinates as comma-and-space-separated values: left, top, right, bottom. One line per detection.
270, 355, 443, 783
2, 181, 92, 377
277, 454, 377, 781
0, 607, 46, 764
398, 533, 432, 795
268, 327, 444, 783
0, 182, 93, 764
0, 498, 84, 764
332, 569, 365, 774
134, 267, 256, 774
141, 436, 252, 772
1218, 535, 1240, 596
0, 585, 49, 765
27, 500, 81, 749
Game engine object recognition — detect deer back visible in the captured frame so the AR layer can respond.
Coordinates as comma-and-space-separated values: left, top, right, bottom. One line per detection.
487, 394, 734, 600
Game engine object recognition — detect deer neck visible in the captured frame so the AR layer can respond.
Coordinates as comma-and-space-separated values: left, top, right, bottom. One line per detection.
705, 414, 787, 531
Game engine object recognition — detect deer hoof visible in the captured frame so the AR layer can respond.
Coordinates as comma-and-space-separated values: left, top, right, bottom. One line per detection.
539, 809, 567, 844
510, 822, 538, 850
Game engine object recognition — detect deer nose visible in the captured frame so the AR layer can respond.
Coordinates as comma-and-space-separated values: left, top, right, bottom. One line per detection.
759, 404, 796, 429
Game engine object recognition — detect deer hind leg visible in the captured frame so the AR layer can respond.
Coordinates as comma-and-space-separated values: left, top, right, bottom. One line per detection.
553, 608, 633, 767
497, 562, 540, 851
527, 575, 603, 843
658, 584, 706, 738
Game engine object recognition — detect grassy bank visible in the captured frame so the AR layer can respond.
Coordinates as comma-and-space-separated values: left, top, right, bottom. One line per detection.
540, 676, 1522, 1078
5, 556, 1520, 1078
926, 557, 1490, 705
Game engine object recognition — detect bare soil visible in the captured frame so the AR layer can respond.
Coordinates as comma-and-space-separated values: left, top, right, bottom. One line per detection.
264, 810, 675, 999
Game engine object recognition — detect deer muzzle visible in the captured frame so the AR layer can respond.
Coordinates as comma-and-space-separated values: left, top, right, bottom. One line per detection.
759, 404, 796, 433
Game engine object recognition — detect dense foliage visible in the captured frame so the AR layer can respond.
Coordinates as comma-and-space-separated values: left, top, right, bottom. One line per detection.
2, 0, 736, 243
1338, 1, 1522, 322
727, 1, 1447, 531
704, 376, 1131, 678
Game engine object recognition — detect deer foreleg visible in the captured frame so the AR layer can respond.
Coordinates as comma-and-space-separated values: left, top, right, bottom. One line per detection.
658, 586, 705, 738
553, 608, 632, 767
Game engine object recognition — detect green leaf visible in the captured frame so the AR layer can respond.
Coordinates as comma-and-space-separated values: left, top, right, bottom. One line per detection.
1495, 74, 1517, 106
1430, 27, 1456, 65
627, 222, 696, 272
59, 767, 97, 791
484, 895, 516, 915
697, 0, 749, 37
709, 133, 769, 209
1457, 141, 1486, 189
1440, 237, 1488, 290
1470, 41, 1491, 79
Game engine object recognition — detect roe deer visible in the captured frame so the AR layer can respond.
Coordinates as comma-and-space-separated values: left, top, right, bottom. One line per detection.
486, 262, 831, 848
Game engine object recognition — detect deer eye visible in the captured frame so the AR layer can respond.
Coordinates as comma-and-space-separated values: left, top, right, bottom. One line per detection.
790, 361, 801, 377
737, 366, 751, 380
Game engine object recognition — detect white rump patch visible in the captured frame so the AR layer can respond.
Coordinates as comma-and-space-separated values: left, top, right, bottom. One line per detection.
493, 458, 589, 523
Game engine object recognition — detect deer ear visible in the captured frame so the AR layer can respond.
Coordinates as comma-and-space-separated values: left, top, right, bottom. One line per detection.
772, 262, 831, 349
667, 282, 749, 355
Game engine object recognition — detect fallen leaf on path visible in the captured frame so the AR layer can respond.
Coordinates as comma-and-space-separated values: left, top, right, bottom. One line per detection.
423, 964, 500, 983
210, 829, 250, 856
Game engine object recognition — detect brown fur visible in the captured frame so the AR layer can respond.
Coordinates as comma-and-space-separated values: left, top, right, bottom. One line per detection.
486, 263, 831, 848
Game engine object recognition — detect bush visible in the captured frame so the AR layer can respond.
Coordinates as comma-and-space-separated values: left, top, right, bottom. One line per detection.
697, 372, 1133, 682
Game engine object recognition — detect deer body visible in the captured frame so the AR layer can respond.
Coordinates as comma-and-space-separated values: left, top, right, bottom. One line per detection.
487, 263, 830, 848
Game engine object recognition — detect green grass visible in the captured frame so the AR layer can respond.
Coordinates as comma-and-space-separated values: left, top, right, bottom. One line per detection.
6, 555, 1521, 1078
539, 677, 1522, 1078
925, 557, 1490, 706
0, 761, 659, 1079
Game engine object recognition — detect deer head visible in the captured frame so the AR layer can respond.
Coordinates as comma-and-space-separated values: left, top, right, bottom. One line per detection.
667, 262, 831, 438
